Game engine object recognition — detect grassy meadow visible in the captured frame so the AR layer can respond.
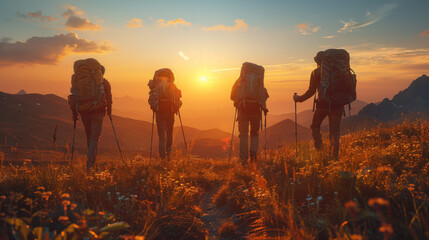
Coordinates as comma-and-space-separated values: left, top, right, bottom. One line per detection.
0, 120, 428, 239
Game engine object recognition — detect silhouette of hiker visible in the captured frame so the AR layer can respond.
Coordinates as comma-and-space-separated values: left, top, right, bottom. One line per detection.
294, 50, 356, 160
231, 62, 269, 165
68, 59, 112, 170
148, 68, 182, 160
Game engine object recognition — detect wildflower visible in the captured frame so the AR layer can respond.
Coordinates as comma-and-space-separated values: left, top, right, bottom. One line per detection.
58, 216, 70, 225
379, 223, 394, 238
350, 234, 362, 240
70, 203, 77, 210
345, 200, 359, 217
62, 200, 71, 207
60, 193, 70, 199
368, 198, 389, 207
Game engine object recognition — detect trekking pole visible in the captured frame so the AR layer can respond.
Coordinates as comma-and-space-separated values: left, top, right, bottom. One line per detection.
228, 108, 238, 164
150, 111, 155, 163
178, 110, 190, 161
294, 93, 298, 158
109, 116, 124, 163
264, 111, 267, 162
71, 120, 76, 163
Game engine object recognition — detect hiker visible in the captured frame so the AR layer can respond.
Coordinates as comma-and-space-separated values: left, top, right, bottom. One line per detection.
231, 62, 269, 165
148, 68, 182, 160
68, 59, 112, 170
293, 50, 356, 159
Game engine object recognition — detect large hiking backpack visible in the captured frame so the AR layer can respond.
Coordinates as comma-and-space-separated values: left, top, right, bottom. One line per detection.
70, 58, 106, 113
233, 62, 268, 108
148, 68, 182, 113
319, 49, 357, 108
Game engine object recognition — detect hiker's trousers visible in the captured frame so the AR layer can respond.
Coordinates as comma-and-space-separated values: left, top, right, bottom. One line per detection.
81, 112, 104, 169
156, 113, 174, 159
310, 106, 343, 159
238, 111, 261, 163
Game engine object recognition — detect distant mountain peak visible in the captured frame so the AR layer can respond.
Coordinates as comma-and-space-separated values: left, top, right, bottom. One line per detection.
359, 74, 429, 121
16, 89, 27, 95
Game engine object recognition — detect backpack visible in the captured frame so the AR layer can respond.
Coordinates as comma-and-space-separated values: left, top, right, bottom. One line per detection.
318, 49, 357, 109
232, 62, 268, 108
148, 68, 182, 113
70, 58, 106, 113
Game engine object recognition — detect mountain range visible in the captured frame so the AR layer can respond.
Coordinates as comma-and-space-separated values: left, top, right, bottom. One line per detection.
0, 91, 306, 158
1, 74, 428, 159
359, 74, 429, 121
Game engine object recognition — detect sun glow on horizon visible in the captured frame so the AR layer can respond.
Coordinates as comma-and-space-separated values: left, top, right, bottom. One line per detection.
200, 76, 208, 83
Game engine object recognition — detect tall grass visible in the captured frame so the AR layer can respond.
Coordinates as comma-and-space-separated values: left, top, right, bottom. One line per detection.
0, 120, 428, 239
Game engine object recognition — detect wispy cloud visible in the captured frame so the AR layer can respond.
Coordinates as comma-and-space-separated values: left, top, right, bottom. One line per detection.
157, 18, 191, 27
420, 30, 429, 37
295, 23, 320, 35
209, 67, 241, 72
125, 18, 143, 28
338, 4, 397, 32
17, 11, 57, 22
62, 5, 101, 31
203, 19, 248, 31
0, 33, 111, 65
178, 51, 189, 60
323, 35, 336, 39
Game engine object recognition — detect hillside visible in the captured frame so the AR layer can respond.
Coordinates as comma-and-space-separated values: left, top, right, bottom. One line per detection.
268, 99, 368, 128
261, 118, 312, 148
0, 91, 232, 158
359, 74, 429, 121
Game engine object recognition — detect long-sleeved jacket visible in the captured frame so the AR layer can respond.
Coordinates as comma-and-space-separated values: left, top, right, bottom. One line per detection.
296, 67, 320, 103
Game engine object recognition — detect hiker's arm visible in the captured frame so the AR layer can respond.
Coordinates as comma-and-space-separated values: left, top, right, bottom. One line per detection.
104, 80, 113, 116
296, 70, 317, 102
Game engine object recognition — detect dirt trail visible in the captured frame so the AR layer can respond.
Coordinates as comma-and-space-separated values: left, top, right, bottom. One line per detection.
200, 187, 231, 240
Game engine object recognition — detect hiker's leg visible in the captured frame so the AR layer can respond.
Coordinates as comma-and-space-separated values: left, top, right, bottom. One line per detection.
329, 106, 343, 160
311, 108, 328, 150
87, 113, 103, 169
238, 113, 249, 164
81, 114, 91, 149
249, 114, 260, 162
165, 113, 174, 159
156, 114, 166, 159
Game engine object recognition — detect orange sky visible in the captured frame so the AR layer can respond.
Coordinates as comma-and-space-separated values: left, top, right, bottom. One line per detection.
1, 1, 429, 115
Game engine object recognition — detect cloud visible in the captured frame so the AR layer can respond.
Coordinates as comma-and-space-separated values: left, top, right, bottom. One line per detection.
295, 23, 320, 35
157, 18, 192, 27
338, 4, 397, 33
203, 19, 248, 31
65, 16, 102, 30
178, 51, 189, 60
62, 5, 101, 31
420, 30, 429, 37
17, 11, 57, 22
1, 37, 12, 43
62, 5, 83, 18
323, 35, 336, 39
125, 18, 143, 28
0, 33, 111, 65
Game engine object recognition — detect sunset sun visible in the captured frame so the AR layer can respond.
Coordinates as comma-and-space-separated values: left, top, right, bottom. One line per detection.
200, 76, 208, 83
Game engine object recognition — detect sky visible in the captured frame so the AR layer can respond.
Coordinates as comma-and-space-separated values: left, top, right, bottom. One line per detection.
0, 0, 428, 115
